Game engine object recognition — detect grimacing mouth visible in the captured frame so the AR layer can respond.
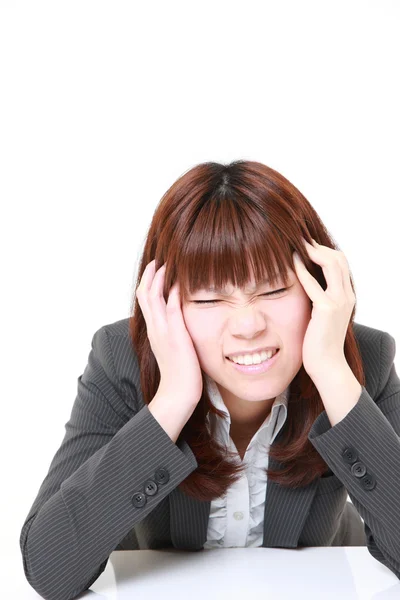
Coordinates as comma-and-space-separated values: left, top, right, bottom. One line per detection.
225, 348, 280, 361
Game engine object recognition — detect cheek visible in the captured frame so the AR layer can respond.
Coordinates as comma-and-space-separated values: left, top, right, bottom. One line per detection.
182, 308, 215, 344
277, 296, 312, 342
182, 310, 222, 367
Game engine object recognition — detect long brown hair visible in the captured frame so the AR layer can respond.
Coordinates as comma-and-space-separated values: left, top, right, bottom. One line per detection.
129, 160, 365, 501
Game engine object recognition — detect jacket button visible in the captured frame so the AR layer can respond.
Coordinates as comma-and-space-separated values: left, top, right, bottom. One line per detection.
341, 446, 358, 464
360, 473, 376, 491
144, 479, 158, 496
154, 467, 170, 484
131, 492, 147, 508
351, 461, 367, 478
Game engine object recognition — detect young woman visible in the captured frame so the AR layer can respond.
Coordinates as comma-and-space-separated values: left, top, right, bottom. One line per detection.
20, 161, 400, 599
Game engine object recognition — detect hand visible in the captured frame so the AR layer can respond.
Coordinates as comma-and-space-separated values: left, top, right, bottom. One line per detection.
292, 238, 355, 380
136, 260, 204, 407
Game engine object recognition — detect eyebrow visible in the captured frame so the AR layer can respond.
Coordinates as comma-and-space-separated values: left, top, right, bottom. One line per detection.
202, 275, 282, 295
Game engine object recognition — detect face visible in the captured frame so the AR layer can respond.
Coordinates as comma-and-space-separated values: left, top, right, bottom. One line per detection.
181, 265, 312, 411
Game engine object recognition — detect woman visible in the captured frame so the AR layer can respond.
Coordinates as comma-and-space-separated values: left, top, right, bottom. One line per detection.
20, 161, 400, 599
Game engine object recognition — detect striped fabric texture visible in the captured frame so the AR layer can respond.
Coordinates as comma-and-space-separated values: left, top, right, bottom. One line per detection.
20, 318, 400, 599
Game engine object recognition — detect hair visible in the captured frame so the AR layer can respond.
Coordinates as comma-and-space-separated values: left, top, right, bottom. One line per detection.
129, 160, 365, 501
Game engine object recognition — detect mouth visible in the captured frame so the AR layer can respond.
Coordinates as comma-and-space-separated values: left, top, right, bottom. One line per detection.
225, 348, 281, 374
225, 348, 280, 363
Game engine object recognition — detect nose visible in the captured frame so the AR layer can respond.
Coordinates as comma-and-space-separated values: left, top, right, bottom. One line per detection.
229, 304, 267, 336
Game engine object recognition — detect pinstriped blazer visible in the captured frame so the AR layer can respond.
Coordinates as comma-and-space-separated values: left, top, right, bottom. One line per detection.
20, 318, 400, 600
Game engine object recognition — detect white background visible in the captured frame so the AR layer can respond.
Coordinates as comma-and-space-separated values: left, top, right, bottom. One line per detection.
1, 1, 399, 596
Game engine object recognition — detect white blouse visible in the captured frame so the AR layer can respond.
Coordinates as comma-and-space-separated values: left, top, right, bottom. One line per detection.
203, 374, 289, 549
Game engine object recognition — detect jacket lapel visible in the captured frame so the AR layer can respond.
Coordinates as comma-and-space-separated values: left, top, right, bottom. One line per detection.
261, 449, 319, 547
170, 408, 319, 550
169, 485, 211, 551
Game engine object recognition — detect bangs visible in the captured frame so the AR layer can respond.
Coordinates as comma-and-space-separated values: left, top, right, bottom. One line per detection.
174, 193, 294, 303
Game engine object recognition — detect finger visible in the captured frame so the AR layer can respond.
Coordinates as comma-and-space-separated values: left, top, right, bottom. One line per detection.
166, 282, 185, 321
293, 252, 326, 303
136, 260, 156, 300
166, 282, 191, 343
148, 263, 166, 301
338, 262, 356, 302
137, 261, 163, 330
147, 263, 169, 333
302, 242, 345, 300
166, 281, 179, 306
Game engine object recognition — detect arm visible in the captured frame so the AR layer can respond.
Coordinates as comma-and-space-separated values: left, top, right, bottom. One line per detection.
308, 331, 400, 579
20, 326, 198, 600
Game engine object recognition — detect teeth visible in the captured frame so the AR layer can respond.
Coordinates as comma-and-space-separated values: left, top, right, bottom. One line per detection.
228, 349, 278, 365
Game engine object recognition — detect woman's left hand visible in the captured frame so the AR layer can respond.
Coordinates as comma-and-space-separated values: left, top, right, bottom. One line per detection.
293, 238, 355, 381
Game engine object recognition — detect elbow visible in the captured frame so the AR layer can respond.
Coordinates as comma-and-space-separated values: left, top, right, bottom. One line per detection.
20, 516, 84, 600
21, 520, 108, 600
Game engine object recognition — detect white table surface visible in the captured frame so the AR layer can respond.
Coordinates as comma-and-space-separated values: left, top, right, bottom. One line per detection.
14, 547, 400, 599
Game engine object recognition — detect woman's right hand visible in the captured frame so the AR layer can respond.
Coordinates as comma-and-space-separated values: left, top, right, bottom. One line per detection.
136, 259, 204, 408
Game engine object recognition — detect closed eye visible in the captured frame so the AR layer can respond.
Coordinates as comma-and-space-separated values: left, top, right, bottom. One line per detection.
192, 288, 288, 305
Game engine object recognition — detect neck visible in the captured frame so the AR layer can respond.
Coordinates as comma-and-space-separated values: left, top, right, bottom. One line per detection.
216, 383, 276, 434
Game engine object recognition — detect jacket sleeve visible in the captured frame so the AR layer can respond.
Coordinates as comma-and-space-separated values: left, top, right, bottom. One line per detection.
19, 325, 198, 600
308, 331, 400, 579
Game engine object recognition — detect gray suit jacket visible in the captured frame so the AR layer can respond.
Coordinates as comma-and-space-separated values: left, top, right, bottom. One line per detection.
20, 318, 400, 600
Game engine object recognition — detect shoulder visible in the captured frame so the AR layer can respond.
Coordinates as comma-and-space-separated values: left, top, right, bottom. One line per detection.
96, 316, 131, 338
89, 317, 133, 364
353, 321, 396, 365
89, 317, 143, 406
353, 321, 397, 399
